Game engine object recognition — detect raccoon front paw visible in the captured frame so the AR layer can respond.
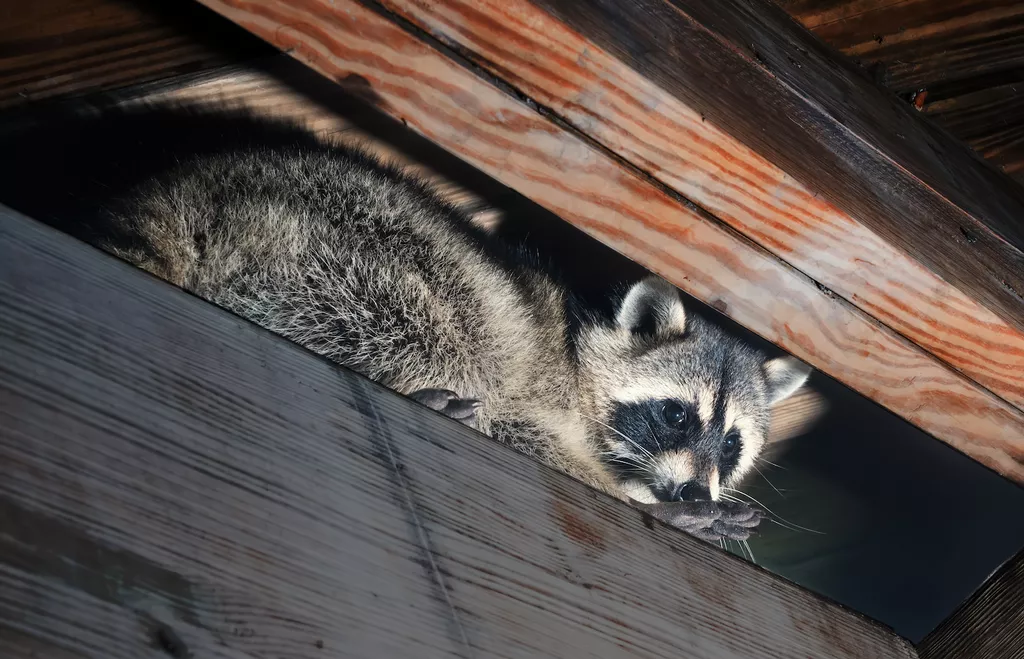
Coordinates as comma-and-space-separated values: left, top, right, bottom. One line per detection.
707, 501, 763, 542
408, 388, 483, 428
636, 500, 762, 543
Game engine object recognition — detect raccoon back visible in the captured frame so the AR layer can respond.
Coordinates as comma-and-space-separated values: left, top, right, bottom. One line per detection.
0, 106, 551, 406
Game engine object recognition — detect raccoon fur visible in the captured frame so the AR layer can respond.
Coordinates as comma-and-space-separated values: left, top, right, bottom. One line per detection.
0, 105, 812, 542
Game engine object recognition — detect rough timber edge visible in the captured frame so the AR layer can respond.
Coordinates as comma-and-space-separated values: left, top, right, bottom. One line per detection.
184, 0, 1024, 483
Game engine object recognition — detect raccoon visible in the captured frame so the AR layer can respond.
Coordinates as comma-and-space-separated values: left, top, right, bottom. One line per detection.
0, 105, 811, 542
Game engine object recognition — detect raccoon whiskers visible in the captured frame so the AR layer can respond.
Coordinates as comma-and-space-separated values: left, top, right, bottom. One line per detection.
598, 448, 658, 476
603, 453, 657, 474
643, 419, 664, 452
751, 463, 785, 498
582, 413, 656, 462
727, 538, 745, 561
758, 458, 787, 470
742, 540, 757, 565
721, 488, 824, 535
722, 538, 756, 565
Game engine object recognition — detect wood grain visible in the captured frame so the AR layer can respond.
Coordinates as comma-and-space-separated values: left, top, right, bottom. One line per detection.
779, 0, 1024, 93
927, 79, 1024, 180
0, 0, 271, 108
775, 0, 1024, 187
0, 205, 920, 658
191, 0, 1024, 482
917, 548, 1024, 659
525, 0, 1024, 339
373, 0, 1024, 414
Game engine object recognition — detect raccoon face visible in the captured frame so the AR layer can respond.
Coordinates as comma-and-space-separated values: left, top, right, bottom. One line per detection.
582, 277, 811, 504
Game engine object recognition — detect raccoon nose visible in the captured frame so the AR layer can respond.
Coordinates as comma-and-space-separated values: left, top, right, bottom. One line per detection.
676, 482, 712, 502
652, 482, 712, 502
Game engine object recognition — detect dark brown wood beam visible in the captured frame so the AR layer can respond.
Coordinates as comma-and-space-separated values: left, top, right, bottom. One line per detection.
918, 547, 1024, 659
0, 0, 271, 108
778, 0, 1024, 93
775, 0, 1024, 194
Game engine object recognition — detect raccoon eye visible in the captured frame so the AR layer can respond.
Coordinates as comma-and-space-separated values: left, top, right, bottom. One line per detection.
722, 431, 742, 458
662, 401, 687, 428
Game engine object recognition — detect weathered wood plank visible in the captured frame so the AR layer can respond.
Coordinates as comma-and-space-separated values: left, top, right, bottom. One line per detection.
371, 0, 1024, 415
927, 79, 1024, 184
774, 0, 1024, 196
0, 205, 919, 658
524, 0, 1024, 337
917, 548, 1024, 659
0, 0, 271, 108
778, 0, 1024, 93
192, 0, 1024, 482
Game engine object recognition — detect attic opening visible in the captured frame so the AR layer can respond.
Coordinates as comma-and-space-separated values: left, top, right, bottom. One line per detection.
2, 0, 1023, 650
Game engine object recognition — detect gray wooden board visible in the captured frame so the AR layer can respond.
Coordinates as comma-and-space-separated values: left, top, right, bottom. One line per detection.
0, 205, 917, 658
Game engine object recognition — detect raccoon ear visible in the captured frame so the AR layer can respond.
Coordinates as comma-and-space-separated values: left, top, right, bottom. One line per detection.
764, 356, 812, 405
616, 276, 687, 338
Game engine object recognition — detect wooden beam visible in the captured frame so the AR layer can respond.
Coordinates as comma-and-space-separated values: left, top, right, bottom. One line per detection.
365, 0, 1024, 414
928, 82, 1024, 183
776, 0, 1024, 189
917, 548, 1024, 659
0, 0, 271, 108
187, 0, 1024, 482
523, 0, 1024, 335
778, 0, 1024, 94
0, 204, 919, 658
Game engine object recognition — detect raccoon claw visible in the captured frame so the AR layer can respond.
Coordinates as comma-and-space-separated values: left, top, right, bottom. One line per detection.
703, 502, 762, 541
710, 520, 755, 542
717, 501, 763, 527
408, 388, 483, 427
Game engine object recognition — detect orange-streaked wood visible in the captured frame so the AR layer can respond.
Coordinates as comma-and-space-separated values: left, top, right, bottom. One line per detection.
189, 0, 1024, 482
